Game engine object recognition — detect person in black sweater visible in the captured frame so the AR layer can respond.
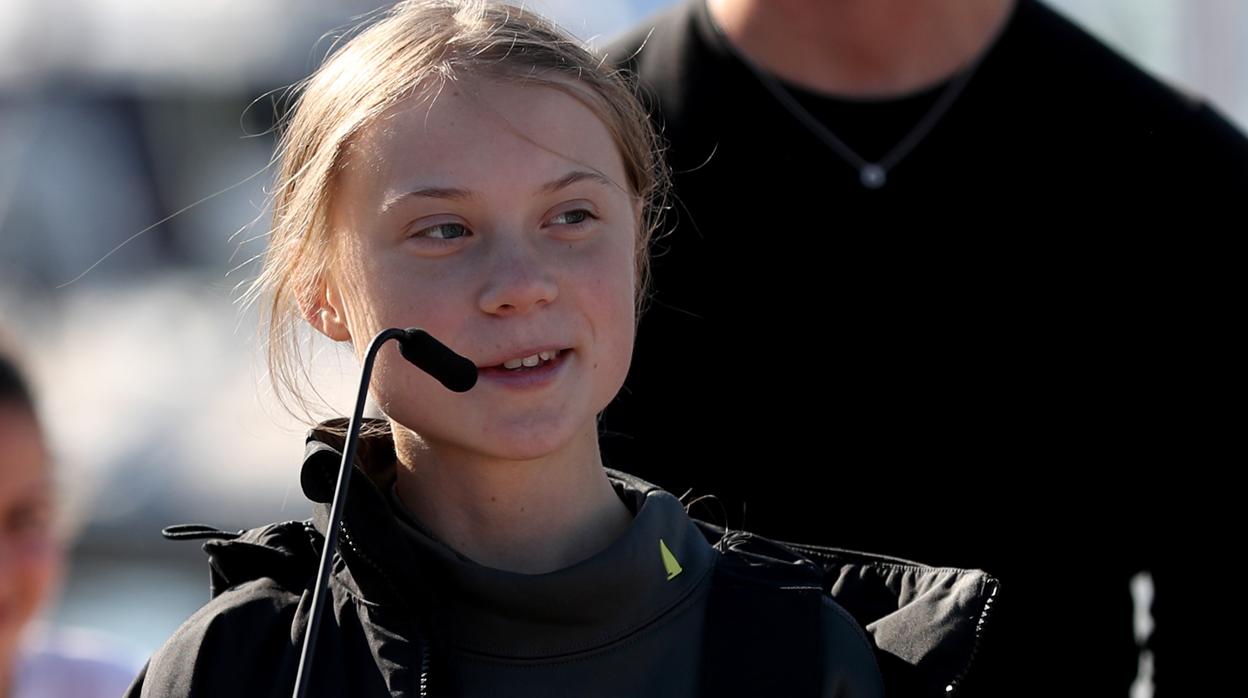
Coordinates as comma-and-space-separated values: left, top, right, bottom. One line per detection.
603, 1, 1248, 696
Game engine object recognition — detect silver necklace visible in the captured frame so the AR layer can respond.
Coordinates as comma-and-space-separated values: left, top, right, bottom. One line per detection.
709, 20, 985, 190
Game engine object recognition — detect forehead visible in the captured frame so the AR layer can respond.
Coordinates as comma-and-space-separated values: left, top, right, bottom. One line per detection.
338, 77, 628, 205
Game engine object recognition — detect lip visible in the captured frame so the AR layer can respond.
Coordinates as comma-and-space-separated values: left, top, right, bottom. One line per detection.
477, 348, 572, 390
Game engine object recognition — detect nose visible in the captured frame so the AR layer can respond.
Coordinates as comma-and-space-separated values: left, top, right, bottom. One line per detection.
477, 236, 559, 316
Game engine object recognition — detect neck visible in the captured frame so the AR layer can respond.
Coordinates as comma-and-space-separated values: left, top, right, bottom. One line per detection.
707, 0, 1016, 97
390, 420, 634, 574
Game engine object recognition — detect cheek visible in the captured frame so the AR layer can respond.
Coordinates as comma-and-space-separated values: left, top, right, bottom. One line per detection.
602, 240, 639, 326
579, 242, 637, 381
353, 239, 468, 309
335, 252, 471, 423
365, 307, 475, 428
7, 535, 62, 617
339, 260, 438, 352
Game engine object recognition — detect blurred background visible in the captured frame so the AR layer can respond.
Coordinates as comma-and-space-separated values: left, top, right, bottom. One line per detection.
0, 0, 1244, 672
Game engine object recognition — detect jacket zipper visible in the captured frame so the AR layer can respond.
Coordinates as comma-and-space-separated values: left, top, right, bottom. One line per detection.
337, 521, 434, 697
943, 579, 998, 696
418, 642, 431, 698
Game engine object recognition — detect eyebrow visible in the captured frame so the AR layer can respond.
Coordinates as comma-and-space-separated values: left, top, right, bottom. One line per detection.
381, 170, 617, 211
540, 170, 617, 194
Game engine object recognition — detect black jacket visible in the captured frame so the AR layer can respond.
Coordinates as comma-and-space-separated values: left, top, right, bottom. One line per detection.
127, 422, 998, 697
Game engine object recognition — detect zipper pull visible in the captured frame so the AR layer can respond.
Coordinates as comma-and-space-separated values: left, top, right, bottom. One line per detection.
161, 523, 243, 541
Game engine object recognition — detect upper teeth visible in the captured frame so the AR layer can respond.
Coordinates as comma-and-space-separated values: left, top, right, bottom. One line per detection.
503, 350, 559, 370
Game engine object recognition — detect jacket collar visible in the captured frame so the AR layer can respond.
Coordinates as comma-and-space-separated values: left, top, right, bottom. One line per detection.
299, 418, 718, 658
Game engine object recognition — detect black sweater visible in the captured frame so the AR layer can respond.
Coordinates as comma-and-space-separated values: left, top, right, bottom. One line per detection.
602, 1, 1248, 696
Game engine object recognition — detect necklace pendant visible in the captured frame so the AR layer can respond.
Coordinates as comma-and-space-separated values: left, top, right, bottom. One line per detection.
860, 164, 887, 189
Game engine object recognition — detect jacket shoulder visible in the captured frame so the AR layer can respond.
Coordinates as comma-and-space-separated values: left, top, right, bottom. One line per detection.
696, 521, 999, 696
700, 527, 886, 696
199, 520, 322, 597
129, 578, 303, 698
127, 521, 320, 698
785, 539, 1000, 696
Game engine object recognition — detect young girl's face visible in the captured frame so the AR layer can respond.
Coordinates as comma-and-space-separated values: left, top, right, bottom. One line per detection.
320, 78, 639, 462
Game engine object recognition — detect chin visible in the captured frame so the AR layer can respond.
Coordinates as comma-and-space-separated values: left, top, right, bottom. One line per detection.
389, 400, 600, 464
477, 413, 598, 461
477, 430, 581, 463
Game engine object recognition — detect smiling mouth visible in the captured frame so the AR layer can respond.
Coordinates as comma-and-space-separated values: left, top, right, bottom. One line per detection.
478, 348, 572, 384
487, 348, 569, 371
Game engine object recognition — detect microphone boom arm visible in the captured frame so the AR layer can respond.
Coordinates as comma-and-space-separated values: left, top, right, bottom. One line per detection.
292, 327, 405, 698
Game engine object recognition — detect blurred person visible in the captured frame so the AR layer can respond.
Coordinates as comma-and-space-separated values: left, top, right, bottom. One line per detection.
0, 334, 138, 698
603, 0, 1248, 696
124, 2, 997, 696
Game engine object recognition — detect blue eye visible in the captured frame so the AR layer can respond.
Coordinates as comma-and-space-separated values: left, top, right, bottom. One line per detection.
551, 209, 595, 226
414, 222, 470, 241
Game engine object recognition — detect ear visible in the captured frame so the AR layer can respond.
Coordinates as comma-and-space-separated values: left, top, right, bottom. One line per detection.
302, 279, 352, 342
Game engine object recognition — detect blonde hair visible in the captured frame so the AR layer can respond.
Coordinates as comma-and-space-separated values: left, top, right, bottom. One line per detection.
245, 0, 668, 423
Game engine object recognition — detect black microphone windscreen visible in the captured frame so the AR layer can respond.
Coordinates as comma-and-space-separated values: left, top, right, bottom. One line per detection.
398, 329, 478, 393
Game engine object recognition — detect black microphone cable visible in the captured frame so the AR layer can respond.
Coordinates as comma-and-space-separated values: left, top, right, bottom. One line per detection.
292, 327, 477, 698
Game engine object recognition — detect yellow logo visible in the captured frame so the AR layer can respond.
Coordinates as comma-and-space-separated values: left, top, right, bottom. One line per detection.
660, 538, 683, 580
